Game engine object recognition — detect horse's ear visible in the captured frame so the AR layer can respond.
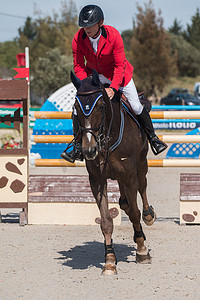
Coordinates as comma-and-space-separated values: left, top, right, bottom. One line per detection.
70, 71, 82, 90
92, 69, 100, 87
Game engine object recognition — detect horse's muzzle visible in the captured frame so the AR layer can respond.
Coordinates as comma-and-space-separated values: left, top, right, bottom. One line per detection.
82, 146, 98, 160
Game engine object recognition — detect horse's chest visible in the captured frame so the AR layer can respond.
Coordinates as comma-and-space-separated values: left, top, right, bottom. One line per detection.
106, 156, 134, 180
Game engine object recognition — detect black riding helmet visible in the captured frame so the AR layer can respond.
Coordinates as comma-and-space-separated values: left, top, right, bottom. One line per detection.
79, 5, 104, 27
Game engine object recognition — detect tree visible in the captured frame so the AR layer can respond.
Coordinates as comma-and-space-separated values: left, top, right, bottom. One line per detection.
17, 0, 79, 101
121, 30, 134, 51
31, 48, 73, 102
168, 32, 200, 77
0, 41, 20, 78
121, 29, 134, 62
130, 1, 177, 98
183, 8, 200, 50
18, 0, 79, 59
18, 17, 36, 41
168, 18, 183, 35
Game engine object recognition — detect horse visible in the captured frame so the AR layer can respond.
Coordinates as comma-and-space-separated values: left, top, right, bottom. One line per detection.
70, 69, 156, 275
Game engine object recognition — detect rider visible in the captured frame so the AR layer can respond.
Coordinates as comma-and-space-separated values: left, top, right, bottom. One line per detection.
61, 4, 167, 162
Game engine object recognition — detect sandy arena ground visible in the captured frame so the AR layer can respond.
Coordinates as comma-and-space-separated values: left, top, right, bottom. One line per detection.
1, 147, 200, 300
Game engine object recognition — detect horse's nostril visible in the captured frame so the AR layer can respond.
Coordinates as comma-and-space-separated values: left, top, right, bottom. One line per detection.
91, 146, 97, 155
82, 146, 97, 160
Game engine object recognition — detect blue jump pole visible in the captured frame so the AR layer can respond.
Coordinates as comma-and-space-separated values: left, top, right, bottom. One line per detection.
152, 105, 200, 110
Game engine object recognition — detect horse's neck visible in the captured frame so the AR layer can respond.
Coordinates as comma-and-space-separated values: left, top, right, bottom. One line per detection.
101, 88, 122, 134
106, 97, 122, 133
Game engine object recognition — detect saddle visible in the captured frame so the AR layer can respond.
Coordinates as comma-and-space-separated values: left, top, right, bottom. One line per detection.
109, 88, 151, 130
115, 90, 151, 113
104, 84, 152, 116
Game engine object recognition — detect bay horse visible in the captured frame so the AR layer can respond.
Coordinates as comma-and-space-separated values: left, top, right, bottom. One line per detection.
71, 69, 155, 275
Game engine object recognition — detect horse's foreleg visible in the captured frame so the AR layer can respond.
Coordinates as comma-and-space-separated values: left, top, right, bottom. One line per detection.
138, 161, 156, 226
89, 175, 117, 275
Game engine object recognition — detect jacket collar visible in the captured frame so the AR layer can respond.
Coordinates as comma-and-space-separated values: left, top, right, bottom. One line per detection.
82, 26, 107, 56
82, 25, 107, 39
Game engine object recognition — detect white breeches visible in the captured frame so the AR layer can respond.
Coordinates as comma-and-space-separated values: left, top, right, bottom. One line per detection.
99, 74, 143, 115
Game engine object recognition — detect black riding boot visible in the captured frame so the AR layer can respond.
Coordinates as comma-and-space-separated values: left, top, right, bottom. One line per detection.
60, 114, 83, 163
137, 107, 168, 155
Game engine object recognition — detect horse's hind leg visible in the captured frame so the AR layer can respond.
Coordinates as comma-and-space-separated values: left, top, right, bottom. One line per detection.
89, 175, 117, 275
118, 181, 129, 215
125, 181, 151, 264
138, 160, 156, 226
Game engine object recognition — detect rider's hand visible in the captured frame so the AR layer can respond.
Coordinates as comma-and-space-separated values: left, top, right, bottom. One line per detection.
105, 88, 115, 100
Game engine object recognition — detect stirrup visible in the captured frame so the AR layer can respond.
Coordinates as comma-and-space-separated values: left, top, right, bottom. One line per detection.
150, 136, 168, 155
60, 150, 77, 163
60, 148, 83, 163
60, 137, 83, 163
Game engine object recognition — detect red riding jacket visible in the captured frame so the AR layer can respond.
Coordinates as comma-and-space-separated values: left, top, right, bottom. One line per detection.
72, 25, 134, 91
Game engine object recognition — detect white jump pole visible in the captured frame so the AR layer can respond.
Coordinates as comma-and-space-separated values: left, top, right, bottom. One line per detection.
150, 111, 200, 119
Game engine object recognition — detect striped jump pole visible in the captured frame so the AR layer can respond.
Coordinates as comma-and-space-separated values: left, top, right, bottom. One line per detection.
33, 159, 200, 168
31, 135, 74, 143
150, 111, 200, 119
31, 111, 200, 120
31, 134, 200, 144
148, 159, 200, 167
34, 159, 85, 167
157, 135, 200, 143
152, 105, 200, 111
31, 111, 72, 120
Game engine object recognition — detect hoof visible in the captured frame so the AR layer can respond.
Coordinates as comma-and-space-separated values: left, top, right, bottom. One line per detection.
101, 264, 117, 275
136, 252, 152, 264
143, 205, 156, 226
95, 207, 119, 224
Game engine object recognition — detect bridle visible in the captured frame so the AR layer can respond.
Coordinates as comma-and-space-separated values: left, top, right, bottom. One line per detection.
76, 88, 114, 160
76, 89, 103, 96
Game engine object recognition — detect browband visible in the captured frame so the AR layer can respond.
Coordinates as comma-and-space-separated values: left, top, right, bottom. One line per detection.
76, 89, 103, 96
